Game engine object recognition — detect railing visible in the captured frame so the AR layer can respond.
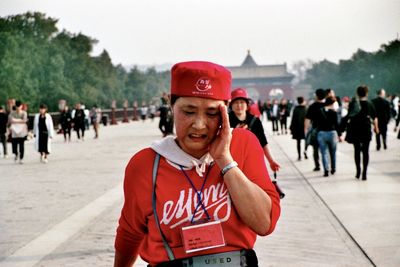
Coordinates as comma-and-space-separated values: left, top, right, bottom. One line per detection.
26, 108, 142, 130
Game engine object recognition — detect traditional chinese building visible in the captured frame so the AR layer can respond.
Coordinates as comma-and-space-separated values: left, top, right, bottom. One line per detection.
226, 51, 295, 101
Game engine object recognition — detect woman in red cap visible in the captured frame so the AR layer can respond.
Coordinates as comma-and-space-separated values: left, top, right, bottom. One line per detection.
114, 61, 281, 267
229, 88, 280, 172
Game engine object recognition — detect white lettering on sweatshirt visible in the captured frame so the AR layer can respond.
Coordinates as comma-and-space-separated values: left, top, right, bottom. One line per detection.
161, 182, 231, 229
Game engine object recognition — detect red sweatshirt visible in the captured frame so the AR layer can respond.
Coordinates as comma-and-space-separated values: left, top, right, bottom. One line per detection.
115, 128, 280, 266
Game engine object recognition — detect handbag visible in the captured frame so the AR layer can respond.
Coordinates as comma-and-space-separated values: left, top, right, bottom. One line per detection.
305, 127, 318, 146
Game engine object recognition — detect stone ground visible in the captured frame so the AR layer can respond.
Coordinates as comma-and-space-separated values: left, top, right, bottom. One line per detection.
0, 118, 399, 266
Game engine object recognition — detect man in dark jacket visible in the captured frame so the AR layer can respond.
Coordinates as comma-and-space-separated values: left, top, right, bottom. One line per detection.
304, 88, 326, 171
372, 89, 391, 150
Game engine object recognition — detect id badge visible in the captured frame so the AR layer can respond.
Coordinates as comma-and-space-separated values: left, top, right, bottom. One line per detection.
181, 220, 225, 253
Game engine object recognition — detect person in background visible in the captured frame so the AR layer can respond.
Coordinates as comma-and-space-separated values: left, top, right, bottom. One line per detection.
139, 102, 148, 122
8, 100, 28, 164
114, 61, 280, 267
270, 99, 280, 135
290, 97, 307, 160
72, 103, 85, 141
90, 105, 102, 139
59, 106, 72, 142
344, 85, 378, 180
325, 88, 339, 111
263, 99, 272, 123
372, 89, 391, 150
279, 98, 289, 134
33, 104, 54, 163
229, 88, 281, 172
0, 105, 8, 158
304, 88, 326, 172
317, 97, 343, 177
395, 103, 400, 139
248, 99, 261, 118
149, 101, 157, 122
83, 104, 90, 130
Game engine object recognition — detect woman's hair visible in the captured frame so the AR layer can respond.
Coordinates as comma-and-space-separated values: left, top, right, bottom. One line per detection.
39, 104, 47, 110
15, 100, 22, 107
325, 96, 336, 106
356, 85, 368, 97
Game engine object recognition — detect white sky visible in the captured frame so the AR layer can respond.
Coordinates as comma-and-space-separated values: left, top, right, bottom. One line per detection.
1, 0, 399, 68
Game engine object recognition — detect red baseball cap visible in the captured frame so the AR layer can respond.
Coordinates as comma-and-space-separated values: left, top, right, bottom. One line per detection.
171, 61, 231, 100
231, 88, 249, 103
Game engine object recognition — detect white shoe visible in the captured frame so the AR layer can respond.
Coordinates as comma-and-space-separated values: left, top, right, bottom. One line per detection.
43, 158, 48, 164
19, 159, 23, 164
40, 155, 44, 162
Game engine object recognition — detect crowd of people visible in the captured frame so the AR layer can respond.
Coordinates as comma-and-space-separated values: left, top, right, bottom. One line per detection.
0, 101, 102, 164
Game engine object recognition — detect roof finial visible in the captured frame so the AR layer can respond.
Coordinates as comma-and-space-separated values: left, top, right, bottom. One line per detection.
241, 50, 257, 67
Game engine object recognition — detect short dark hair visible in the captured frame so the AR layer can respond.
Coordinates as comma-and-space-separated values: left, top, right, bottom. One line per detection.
315, 89, 326, 100
39, 104, 47, 109
357, 85, 368, 98
297, 96, 304, 104
325, 96, 336, 106
15, 100, 22, 107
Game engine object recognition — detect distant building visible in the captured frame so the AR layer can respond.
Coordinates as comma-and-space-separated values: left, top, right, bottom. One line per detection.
226, 51, 295, 101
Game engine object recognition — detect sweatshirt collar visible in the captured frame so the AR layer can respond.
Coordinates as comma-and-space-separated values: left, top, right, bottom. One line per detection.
150, 136, 214, 177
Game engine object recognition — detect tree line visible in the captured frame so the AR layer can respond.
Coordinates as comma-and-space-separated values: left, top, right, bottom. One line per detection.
303, 39, 400, 98
0, 12, 170, 112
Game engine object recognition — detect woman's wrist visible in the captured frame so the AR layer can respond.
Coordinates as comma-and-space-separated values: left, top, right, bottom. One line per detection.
221, 161, 238, 176
215, 156, 234, 169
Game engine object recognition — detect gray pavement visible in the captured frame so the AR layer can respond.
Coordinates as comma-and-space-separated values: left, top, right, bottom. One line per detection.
0, 118, 399, 266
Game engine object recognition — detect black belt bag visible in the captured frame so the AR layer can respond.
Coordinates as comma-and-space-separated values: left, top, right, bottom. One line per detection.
153, 249, 258, 267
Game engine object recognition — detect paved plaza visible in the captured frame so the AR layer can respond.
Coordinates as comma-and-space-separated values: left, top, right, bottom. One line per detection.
0, 118, 399, 267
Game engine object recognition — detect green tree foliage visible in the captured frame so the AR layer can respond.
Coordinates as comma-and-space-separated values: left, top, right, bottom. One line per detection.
304, 39, 400, 98
0, 12, 170, 112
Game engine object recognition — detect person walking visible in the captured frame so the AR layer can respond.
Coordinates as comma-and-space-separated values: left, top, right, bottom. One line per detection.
279, 98, 289, 134
0, 105, 8, 158
33, 104, 54, 163
372, 89, 391, 150
229, 88, 281, 172
290, 97, 307, 160
8, 101, 28, 164
304, 89, 326, 171
270, 99, 280, 135
395, 106, 400, 139
90, 105, 102, 139
72, 103, 85, 141
317, 97, 343, 177
59, 106, 72, 142
344, 85, 379, 180
158, 95, 173, 137
114, 61, 281, 267
149, 102, 157, 122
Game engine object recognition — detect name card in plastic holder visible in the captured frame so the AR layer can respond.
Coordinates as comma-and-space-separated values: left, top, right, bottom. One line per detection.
181, 220, 225, 253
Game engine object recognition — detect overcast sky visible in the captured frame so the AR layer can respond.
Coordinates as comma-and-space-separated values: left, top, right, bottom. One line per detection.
1, 0, 399, 69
